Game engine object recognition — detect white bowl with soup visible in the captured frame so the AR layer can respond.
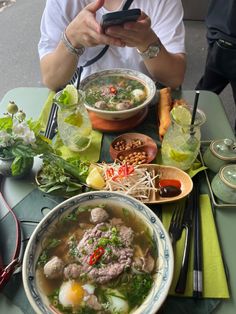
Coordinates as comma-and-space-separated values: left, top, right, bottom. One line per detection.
23, 191, 173, 314
80, 69, 157, 121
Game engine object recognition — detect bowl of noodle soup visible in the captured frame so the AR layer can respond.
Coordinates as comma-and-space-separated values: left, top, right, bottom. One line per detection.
23, 191, 173, 314
80, 68, 157, 121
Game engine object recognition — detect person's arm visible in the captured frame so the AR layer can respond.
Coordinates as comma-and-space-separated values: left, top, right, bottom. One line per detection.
105, 11, 186, 89
137, 33, 186, 90
40, 0, 124, 91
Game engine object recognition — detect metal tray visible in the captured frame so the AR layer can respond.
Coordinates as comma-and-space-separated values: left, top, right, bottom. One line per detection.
200, 140, 236, 208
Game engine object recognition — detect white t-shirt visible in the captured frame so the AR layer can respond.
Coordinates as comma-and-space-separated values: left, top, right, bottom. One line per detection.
38, 0, 185, 80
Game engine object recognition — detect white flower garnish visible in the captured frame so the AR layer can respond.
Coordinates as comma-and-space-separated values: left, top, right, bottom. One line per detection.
0, 130, 13, 147
12, 119, 36, 144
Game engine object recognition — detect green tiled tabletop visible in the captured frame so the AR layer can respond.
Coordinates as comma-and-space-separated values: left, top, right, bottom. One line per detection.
0, 88, 235, 314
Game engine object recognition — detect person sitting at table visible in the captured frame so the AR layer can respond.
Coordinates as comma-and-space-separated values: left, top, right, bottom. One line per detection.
38, 0, 186, 92
196, 0, 236, 133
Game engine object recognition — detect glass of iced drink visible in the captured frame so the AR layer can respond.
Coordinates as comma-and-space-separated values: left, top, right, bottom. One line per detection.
161, 106, 206, 170
55, 85, 92, 152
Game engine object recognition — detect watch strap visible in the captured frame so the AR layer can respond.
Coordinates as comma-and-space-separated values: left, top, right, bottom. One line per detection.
137, 41, 161, 59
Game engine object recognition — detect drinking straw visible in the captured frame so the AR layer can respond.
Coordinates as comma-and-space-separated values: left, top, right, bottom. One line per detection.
191, 90, 200, 126
190, 90, 200, 136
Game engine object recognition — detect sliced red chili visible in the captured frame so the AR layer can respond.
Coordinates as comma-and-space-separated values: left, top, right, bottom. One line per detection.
106, 167, 114, 177
159, 179, 181, 189
127, 165, 134, 175
112, 175, 119, 181
117, 164, 134, 177
118, 166, 125, 176
89, 246, 105, 266
110, 86, 117, 94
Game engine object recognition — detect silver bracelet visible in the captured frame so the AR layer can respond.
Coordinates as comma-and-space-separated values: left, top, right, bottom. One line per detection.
61, 29, 85, 57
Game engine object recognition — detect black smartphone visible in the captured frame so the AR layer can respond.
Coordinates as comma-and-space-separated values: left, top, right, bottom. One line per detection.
101, 8, 141, 29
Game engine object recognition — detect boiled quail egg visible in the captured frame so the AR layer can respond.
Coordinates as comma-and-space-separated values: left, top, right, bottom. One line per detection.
58, 280, 95, 308
106, 289, 129, 313
131, 89, 146, 102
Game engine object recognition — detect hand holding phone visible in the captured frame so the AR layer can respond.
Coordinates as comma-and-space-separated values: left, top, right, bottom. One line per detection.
101, 8, 141, 30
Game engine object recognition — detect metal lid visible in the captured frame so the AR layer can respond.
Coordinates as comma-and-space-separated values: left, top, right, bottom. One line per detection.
210, 139, 236, 160
220, 164, 236, 189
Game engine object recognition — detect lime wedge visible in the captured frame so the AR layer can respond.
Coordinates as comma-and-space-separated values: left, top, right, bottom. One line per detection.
64, 84, 78, 105
64, 112, 83, 126
86, 167, 106, 189
75, 136, 91, 150
58, 84, 78, 105
171, 105, 191, 126
169, 148, 192, 162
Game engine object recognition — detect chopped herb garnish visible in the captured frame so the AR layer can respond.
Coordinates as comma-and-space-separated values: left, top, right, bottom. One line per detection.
122, 207, 130, 218
47, 238, 61, 249
99, 225, 109, 232
37, 250, 48, 266
61, 212, 78, 222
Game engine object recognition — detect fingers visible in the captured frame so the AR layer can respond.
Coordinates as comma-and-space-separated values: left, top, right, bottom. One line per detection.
85, 14, 102, 34
84, 0, 105, 33
124, 12, 151, 31
77, 22, 125, 47
86, 0, 105, 14
105, 12, 153, 47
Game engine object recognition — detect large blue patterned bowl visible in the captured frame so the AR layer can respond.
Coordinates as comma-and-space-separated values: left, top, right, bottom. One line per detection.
22, 191, 173, 314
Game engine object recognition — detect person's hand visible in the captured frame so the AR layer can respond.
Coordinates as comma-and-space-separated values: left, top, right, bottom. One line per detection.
105, 11, 158, 52
66, 0, 125, 48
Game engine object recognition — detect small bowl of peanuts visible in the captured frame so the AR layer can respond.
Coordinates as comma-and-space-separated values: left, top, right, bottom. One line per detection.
110, 132, 158, 165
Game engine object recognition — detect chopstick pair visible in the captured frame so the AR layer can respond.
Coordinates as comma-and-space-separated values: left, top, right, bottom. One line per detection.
174, 181, 203, 297
192, 178, 203, 298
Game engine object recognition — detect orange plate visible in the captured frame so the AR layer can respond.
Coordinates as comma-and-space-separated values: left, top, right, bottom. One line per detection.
88, 107, 148, 133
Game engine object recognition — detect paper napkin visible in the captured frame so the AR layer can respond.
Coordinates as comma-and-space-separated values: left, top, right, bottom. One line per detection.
162, 194, 229, 298
37, 91, 103, 162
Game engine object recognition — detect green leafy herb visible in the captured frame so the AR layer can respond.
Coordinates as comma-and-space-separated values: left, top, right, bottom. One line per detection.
37, 153, 90, 198
57, 90, 70, 105
69, 236, 78, 257
37, 238, 61, 266
37, 250, 48, 266
122, 273, 153, 308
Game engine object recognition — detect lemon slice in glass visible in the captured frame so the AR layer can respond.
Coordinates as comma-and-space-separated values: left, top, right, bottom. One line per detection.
86, 167, 106, 189
171, 105, 192, 126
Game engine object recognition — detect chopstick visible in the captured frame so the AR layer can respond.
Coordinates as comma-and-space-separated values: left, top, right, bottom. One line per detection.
44, 102, 58, 139
193, 178, 203, 298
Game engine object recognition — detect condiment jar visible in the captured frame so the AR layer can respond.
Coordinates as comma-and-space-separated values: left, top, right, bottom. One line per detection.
203, 138, 236, 173
211, 164, 236, 204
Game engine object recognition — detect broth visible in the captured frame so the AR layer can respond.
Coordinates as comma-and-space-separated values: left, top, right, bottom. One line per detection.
36, 204, 156, 314
84, 75, 148, 111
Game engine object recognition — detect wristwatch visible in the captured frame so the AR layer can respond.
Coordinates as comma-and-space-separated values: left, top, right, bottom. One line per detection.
137, 41, 161, 59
